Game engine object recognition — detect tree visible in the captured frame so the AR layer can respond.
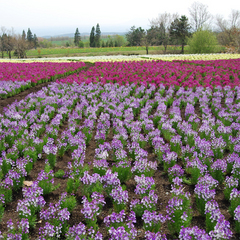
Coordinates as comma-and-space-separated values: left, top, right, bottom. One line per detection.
126, 26, 145, 46
0, 34, 7, 58
146, 26, 161, 45
0, 27, 14, 59
215, 10, 240, 52
14, 34, 28, 58
0, 27, 7, 58
89, 26, 95, 47
232, 28, 240, 52
5, 34, 15, 59
170, 15, 191, 53
112, 35, 125, 47
27, 28, 33, 43
33, 34, 38, 49
108, 39, 114, 47
149, 12, 179, 52
188, 1, 212, 32
188, 29, 219, 53
79, 41, 84, 48
141, 30, 151, 54
95, 23, 101, 47
74, 28, 81, 46
22, 30, 26, 41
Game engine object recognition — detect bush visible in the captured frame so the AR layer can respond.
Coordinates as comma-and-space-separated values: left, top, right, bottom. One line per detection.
187, 29, 220, 54
79, 41, 84, 48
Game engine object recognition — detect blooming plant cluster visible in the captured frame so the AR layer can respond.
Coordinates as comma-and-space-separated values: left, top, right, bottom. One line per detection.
1, 58, 240, 239
0, 62, 85, 97
56, 59, 240, 88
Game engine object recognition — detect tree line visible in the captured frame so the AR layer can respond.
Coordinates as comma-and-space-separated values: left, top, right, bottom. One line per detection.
72, 23, 125, 48
0, 1, 239, 58
126, 4, 240, 54
0, 28, 38, 58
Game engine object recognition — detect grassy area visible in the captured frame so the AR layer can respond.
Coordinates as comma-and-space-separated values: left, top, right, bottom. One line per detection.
28, 46, 159, 57
26, 45, 193, 58
0, 45, 226, 59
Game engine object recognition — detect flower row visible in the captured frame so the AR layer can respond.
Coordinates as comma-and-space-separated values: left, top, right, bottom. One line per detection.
0, 62, 86, 98
56, 59, 240, 88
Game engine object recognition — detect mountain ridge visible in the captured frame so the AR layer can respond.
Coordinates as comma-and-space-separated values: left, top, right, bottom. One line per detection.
42, 32, 127, 39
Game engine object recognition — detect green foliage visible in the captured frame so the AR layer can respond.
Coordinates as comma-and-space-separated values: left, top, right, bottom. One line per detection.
112, 165, 132, 183
95, 23, 101, 47
113, 35, 126, 47
27, 28, 33, 43
0, 204, 4, 223
126, 26, 145, 46
55, 169, 65, 178
90, 26, 95, 47
60, 194, 77, 213
74, 28, 81, 46
33, 34, 38, 48
170, 15, 191, 53
188, 29, 220, 53
78, 41, 84, 48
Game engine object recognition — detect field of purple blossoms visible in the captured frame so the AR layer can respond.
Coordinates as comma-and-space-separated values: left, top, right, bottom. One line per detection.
0, 60, 240, 239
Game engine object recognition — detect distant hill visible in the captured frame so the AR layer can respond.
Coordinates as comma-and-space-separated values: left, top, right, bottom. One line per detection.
42, 32, 127, 39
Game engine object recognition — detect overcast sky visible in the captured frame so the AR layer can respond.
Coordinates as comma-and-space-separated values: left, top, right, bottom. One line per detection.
1, 0, 238, 36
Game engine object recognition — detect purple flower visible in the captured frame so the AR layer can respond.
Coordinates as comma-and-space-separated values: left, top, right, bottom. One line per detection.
142, 210, 166, 226
145, 231, 167, 240
234, 205, 240, 222
66, 222, 86, 238
179, 226, 211, 240
134, 175, 155, 196
209, 216, 233, 239
110, 186, 128, 205
168, 164, 184, 179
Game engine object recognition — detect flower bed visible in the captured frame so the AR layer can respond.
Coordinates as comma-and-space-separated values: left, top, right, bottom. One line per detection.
56, 59, 240, 88
0, 79, 240, 239
0, 62, 86, 98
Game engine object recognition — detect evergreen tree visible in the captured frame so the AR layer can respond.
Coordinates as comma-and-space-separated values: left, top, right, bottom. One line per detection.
95, 23, 101, 47
74, 28, 81, 46
126, 26, 145, 46
89, 26, 95, 47
109, 39, 114, 47
22, 30, 26, 41
170, 15, 191, 53
33, 34, 38, 48
27, 28, 33, 43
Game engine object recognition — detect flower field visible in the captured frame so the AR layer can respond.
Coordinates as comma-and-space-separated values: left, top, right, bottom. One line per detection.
0, 57, 240, 239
